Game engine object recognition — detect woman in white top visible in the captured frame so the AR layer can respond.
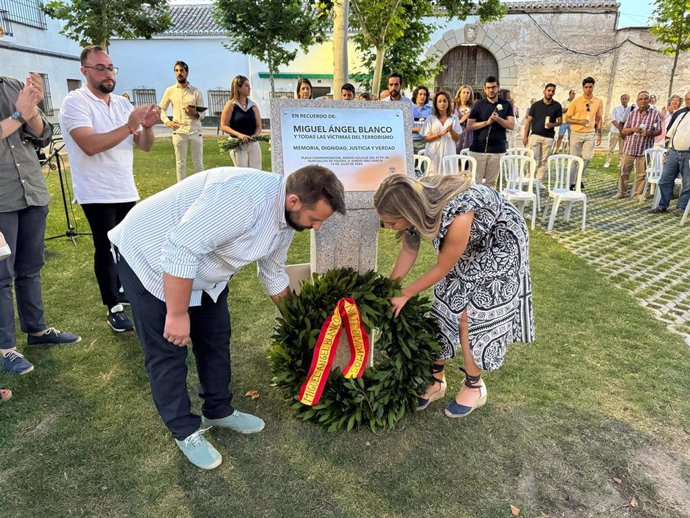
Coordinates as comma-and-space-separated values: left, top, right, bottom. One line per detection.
220, 75, 262, 169
421, 91, 462, 175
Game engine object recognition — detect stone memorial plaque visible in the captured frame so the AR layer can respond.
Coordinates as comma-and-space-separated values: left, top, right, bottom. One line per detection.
272, 98, 415, 369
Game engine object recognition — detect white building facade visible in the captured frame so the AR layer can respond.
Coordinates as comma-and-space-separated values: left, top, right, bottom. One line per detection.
109, 1, 366, 125
0, 0, 82, 120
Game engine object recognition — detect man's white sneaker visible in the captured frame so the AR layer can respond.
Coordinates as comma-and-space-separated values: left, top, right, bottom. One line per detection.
175, 428, 222, 470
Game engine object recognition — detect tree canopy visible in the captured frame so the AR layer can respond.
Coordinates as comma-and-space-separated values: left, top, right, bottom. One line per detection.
649, 0, 690, 96
350, 0, 506, 96
43, 0, 172, 49
213, 0, 331, 97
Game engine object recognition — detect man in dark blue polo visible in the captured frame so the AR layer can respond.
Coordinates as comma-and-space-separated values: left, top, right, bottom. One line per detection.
467, 76, 515, 188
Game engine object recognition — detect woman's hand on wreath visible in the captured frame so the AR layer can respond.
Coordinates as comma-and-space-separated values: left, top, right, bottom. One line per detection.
238, 133, 250, 143
390, 294, 411, 317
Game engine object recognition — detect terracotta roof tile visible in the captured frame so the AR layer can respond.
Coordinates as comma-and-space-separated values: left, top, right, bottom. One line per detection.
161, 4, 225, 36
506, 0, 619, 12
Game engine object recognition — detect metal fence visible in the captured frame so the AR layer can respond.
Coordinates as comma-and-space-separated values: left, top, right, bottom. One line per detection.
0, 9, 14, 36
132, 88, 157, 107
38, 73, 54, 116
207, 89, 231, 117
0, 0, 46, 30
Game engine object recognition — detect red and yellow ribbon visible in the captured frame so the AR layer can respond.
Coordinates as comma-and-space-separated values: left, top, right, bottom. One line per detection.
298, 297, 370, 406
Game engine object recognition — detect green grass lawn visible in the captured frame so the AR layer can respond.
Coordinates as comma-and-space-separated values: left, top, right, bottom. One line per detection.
1, 139, 689, 517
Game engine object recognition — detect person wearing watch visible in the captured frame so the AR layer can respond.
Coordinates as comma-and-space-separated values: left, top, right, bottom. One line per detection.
59, 45, 160, 333
0, 72, 82, 377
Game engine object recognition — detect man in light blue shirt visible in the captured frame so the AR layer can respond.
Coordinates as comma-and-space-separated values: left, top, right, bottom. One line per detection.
109, 165, 345, 470
411, 85, 432, 153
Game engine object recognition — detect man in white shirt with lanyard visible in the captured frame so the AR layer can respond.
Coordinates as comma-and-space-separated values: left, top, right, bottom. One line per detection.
159, 61, 205, 182
60, 45, 160, 333
109, 165, 345, 470
604, 93, 630, 168
652, 91, 690, 215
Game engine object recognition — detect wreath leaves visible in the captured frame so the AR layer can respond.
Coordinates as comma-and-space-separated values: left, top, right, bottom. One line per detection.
270, 268, 442, 431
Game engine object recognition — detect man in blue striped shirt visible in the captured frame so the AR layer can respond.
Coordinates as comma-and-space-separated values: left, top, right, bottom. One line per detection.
109, 165, 345, 469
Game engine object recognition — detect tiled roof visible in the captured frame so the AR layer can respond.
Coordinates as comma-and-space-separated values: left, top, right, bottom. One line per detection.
506, 0, 619, 12
160, 4, 225, 36
159, 1, 619, 37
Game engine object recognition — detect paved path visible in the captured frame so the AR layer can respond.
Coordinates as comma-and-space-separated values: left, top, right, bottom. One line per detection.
540, 170, 690, 345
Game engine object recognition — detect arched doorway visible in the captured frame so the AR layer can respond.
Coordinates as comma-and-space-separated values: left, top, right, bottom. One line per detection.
435, 45, 499, 99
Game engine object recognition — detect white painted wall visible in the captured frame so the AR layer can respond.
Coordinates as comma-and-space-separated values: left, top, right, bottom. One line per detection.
0, 16, 81, 119
109, 36, 366, 119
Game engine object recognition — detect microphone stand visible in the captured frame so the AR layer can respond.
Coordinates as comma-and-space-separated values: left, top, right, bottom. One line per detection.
44, 144, 91, 245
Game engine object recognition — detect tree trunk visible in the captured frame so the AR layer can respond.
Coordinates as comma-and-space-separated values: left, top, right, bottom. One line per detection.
372, 45, 386, 100
267, 51, 276, 99
332, 0, 349, 100
100, 0, 108, 50
669, 43, 680, 97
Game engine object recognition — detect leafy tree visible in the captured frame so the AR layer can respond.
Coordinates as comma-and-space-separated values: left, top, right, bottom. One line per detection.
353, 1, 442, 95
349, 0, 506, 98
649, 0, 690, 97
43, 0, 172, 49
213, 0, 331, 97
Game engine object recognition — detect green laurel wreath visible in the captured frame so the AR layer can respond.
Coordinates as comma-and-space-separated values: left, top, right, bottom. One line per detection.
218, 134, 271, 152
270, 268, 442, 432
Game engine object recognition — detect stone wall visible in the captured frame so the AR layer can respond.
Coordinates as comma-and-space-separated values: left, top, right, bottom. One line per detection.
428, 8, 690, 125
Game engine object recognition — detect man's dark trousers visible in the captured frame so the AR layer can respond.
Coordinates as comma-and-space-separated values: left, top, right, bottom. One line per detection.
0, 205, 49, 348
116, 255, 235, 440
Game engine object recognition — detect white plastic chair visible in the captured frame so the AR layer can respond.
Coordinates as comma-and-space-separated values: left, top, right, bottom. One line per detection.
541, 154, 587, 231
459, 148, 470, 156
647, 148, 682, 208
506, 147, 535, 159
507, 147, 542, 209
643, 147, 667, 206
414, 154, 431, 177
499, 155, 537, 230
441, 154, 477, 182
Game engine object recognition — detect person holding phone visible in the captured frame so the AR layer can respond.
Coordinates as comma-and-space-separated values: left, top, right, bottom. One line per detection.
160, 61, 205, 182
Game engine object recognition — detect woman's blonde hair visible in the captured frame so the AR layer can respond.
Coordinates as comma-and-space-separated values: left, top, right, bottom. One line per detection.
230, 75, 249, 103
453, 84, 474, 110
374, 174, 472, 240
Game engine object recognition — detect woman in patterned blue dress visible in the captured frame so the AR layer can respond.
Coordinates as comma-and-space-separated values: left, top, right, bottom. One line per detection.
374, 174, 534, 418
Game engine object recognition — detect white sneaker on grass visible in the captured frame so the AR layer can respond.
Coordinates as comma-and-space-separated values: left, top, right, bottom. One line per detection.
175, 428, 222, 470
202, 410, 265, 434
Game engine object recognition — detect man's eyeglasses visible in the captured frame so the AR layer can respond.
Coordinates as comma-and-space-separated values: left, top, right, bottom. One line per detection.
585, 103, 590, 112
83, 65, 119, 74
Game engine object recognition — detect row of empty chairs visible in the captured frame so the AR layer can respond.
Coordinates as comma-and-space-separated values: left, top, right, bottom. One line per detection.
413, 149, 586, 231
415, 146, 690, 228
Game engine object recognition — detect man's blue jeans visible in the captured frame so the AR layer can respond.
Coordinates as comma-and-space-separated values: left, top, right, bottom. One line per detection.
658, 149, 690, 211
0, 205, 49, 349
